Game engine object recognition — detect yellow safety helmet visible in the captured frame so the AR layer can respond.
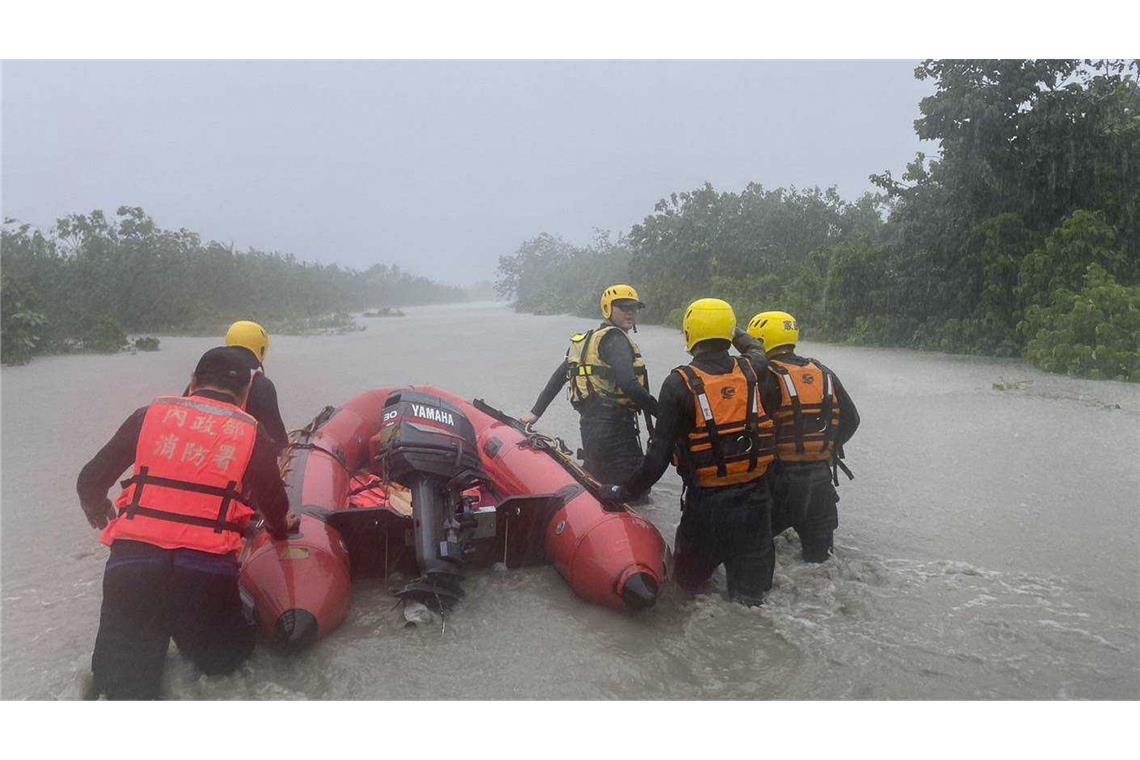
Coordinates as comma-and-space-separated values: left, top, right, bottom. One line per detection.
682, 298, 736, 353
747, 311, 799, 353
225, 320, 270, 363
600, 284, 644, 320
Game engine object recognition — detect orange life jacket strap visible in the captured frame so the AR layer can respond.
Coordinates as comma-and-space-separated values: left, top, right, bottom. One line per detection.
773, 359, 836, 455
675, 365, 727, 478
772, 363, 805, 454
736, 357, 761, 473
817, 362, 836, 450
120, 466, 248, 534
124, 506, 245, 534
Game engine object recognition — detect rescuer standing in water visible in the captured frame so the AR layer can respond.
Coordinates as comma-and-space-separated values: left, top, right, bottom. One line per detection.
601, 298, 783, 606
521, 285, 658, 486
77, 347, 298, 699
746, 311, 859, 562
223, 320, 289, 454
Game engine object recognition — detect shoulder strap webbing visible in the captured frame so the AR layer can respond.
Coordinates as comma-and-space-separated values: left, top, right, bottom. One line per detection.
737, 357, 760, 472
120, 466, 247, 534
677, 364, 726, 478
773, 361, 806, 454
813, 360, 836, 448
573, 329, 597, 399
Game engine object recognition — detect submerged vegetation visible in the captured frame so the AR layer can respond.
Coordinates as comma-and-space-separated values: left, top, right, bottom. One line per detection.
1, 207, 465, 365
497, 59, 1140, 381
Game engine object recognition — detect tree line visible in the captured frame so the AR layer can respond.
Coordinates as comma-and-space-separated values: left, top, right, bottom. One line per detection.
496, 59, 1140, 381
1, 206, 467, 365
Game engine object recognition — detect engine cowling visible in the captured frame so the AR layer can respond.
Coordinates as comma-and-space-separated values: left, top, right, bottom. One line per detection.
370, 390, 487, 609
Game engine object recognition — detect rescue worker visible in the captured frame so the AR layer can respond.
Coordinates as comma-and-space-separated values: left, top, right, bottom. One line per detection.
224, 320, 288, 454
521, 285, 658, 485
600, 299, 783, 606
77, 346, 298, 699
746, 311, 859, 562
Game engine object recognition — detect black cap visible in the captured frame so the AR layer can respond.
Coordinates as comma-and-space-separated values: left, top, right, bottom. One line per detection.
194, 346, 251, 382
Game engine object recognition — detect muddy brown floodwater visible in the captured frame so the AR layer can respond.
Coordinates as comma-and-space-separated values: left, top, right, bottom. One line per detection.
2, 302, 1137, 699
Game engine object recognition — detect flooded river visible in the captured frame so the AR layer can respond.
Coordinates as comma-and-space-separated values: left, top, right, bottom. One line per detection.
2, 302, 1137, 699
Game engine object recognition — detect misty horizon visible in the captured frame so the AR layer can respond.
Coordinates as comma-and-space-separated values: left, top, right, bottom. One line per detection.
2, 60, 934, 286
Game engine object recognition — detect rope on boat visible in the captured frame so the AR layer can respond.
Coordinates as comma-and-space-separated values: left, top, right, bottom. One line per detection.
471, 397, 644, 518
518, 424, 575, 458
284, 441, 353, 474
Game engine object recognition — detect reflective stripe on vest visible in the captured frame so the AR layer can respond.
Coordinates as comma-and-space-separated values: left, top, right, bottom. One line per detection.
770, 358, 840, 463
673, 358, 776, 488
565, 325, 649, 409
104, 395, 258, 554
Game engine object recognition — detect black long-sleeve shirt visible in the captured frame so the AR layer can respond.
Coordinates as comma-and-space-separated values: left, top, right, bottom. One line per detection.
76, 389, 291, 537
531, 323, 658, 417
622, 336, 782, 498
231, 348, 289, 453
246, 373, 288, 453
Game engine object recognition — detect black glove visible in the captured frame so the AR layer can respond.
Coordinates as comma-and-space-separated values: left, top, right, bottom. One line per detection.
598, 484, 628, 512
83, 498, 117, 530
732, 327, 762, 353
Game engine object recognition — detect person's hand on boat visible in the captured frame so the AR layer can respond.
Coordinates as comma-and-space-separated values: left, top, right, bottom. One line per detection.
268, 512, 301, 540
286, 512, 301, 533
83, 497, 117, 530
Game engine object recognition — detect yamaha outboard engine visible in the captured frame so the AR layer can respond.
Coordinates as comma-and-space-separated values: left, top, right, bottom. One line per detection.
372, 390, 486, 611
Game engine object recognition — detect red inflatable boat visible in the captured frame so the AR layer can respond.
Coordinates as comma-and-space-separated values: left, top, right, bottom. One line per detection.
238, 386, 668, 651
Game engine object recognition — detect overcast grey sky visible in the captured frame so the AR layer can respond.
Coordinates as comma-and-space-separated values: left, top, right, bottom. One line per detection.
2, 61, 934, 284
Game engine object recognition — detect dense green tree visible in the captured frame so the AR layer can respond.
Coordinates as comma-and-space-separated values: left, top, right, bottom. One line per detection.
498, 59, 1138, 380
1, 208, 467, 364
1023, 263, 1140, 380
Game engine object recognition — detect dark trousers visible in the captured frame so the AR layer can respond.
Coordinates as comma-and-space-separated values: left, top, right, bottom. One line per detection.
578, 408, 645, 484
771, 462, 839, 562
91, 540, 255, 700
673, 478, 775, 607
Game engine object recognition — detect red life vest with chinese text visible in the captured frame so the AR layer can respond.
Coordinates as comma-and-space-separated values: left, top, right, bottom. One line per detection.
104, 395, 258, 554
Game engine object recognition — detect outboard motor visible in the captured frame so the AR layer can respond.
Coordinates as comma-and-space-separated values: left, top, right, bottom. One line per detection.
372, 390, 487, 610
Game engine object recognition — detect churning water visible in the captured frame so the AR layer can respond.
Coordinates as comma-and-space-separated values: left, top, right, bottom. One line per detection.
2, 302, 1137, 699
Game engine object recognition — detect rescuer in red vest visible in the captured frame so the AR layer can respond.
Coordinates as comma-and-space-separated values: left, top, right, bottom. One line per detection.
600, 299, 783, 606
746, 311, 860, 562
76, 346, 298, 699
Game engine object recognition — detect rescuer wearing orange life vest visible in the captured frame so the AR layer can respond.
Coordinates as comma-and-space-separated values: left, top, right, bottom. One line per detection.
746, 311, 859, 562
76, 346, 298, 699
600, 299, 783, 606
